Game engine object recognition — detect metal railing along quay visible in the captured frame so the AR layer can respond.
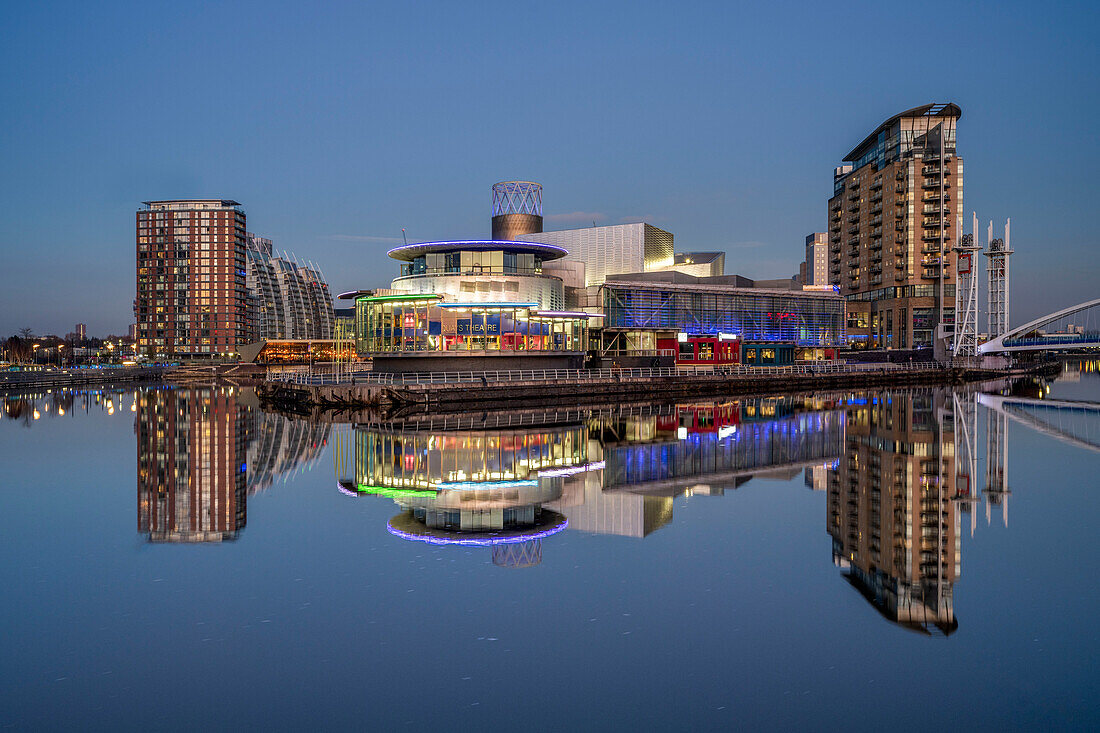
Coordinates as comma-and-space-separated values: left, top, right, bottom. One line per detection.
266, 361, 946, 387
1, 366, 164, 390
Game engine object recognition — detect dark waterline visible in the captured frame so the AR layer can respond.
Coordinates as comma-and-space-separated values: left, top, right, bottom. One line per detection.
2, 361, 1098, 731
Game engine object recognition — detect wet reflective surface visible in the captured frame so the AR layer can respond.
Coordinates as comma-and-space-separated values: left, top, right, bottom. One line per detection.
2, 361, 1099, 730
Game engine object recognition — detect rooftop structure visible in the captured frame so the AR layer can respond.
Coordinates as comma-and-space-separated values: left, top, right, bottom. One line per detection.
523, 222, 674, 287
669, 251, 725, 278
491, 181, 543, 241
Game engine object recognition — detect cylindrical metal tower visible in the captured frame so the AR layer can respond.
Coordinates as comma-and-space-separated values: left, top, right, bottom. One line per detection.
491, 181, 543, 240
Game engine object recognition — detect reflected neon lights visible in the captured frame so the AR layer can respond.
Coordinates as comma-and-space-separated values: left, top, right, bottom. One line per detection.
536, 461, 605, 477
435, 479, 539, 490
386, 520, 568, 547
355, 484, 438, 499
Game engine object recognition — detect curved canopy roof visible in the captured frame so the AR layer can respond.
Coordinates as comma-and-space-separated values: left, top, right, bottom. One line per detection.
387, 240, 567, 262
844, 103, 962, 162
387, 511, 568, 546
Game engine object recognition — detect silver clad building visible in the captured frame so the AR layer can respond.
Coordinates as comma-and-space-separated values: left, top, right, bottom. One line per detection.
523, 223, 674, 287
246, 233, 335, 340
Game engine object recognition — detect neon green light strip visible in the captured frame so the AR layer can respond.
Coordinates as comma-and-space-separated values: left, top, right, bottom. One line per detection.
356, 484, 438, 498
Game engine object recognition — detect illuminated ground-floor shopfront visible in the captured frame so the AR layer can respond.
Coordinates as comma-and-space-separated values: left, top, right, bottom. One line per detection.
355, 294, 591, 368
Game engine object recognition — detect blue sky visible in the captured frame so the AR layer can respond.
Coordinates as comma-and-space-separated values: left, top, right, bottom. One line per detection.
1, 0, 1097, 336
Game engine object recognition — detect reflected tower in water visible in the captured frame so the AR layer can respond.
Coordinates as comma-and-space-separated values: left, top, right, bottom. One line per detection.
136, 387, 332, 543
827, 390, 961, 635
136, 388, 249, 543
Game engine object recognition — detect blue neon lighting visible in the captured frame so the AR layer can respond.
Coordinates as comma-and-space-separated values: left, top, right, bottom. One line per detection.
435, 479, 539, 490
386, 520, 568, 546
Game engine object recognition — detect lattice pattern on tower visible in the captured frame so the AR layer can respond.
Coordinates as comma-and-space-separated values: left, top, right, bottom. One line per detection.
491, 540, 543, 568
492, 181, 543, 217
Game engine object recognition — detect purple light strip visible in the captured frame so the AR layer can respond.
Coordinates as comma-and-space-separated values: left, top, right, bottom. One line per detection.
532, 311, 603, 318
537, 460, 606, 477
386, 240, 569, 257
435, 479, 539, 490
435, 302, 539, 309
386, 520, 568, 547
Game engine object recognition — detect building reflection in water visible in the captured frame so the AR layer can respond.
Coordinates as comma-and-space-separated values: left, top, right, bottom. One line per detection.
135, 387, 329, 543
335, 425, 579, 567
826, 389, 960, 635
336, 396, 846, 564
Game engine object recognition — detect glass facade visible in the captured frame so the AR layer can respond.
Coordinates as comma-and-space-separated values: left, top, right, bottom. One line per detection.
400, 250, 544, 276
602, 284, 844, 347
356, 295, 589, 354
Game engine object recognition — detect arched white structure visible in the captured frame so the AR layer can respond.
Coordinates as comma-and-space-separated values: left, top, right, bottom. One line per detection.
978, 298, 1100, 353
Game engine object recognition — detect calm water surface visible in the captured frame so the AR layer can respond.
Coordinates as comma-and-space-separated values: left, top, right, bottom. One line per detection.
2, 361, 1099, 731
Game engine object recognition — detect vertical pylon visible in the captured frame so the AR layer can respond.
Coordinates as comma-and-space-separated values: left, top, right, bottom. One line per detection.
952, 212, 982, 356
983, 405, 1010, 528
985, 219, 1013, 338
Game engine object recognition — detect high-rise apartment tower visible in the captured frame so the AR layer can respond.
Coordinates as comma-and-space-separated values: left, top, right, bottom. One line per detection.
135, 200, 249, 357
803, 233, 828, 286
828, 104, 961, 349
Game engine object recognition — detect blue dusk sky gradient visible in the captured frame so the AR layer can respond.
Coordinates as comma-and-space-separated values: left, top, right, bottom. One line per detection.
1, 0, 1097, 336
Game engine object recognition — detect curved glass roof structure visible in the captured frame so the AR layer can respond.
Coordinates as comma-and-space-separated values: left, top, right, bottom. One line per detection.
386, 240, 567, 262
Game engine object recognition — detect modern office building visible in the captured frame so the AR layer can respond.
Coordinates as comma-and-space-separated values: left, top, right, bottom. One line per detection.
387, 239, 568, 309
598, 272, 845, 363
802, 233, 828, 286
245, 233, 334, 340
828, 104, 961, 349
135, 199, 249, 357
75, 323, 87, 341
826, 390, 960, 634
524, 222, 675, 287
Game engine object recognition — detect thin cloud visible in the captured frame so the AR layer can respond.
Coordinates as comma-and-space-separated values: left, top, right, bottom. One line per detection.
326, 234, 405, 243
545, 211, 607, 224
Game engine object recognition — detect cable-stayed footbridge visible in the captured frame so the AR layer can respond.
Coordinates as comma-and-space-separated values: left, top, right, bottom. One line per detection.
979, 299, 1100, 354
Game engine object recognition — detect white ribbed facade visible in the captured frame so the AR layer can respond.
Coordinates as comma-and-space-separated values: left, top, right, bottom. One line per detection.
523, 223, 674, 287
246, 234, 334, 340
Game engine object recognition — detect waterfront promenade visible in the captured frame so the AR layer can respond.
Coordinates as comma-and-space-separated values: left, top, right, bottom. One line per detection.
0, 365, 164, 393
259, 360, 1057, 416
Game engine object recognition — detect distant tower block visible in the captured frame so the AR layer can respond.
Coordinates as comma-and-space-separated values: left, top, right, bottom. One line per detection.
984, 219, 1013, 338
491, 181, 543, 240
